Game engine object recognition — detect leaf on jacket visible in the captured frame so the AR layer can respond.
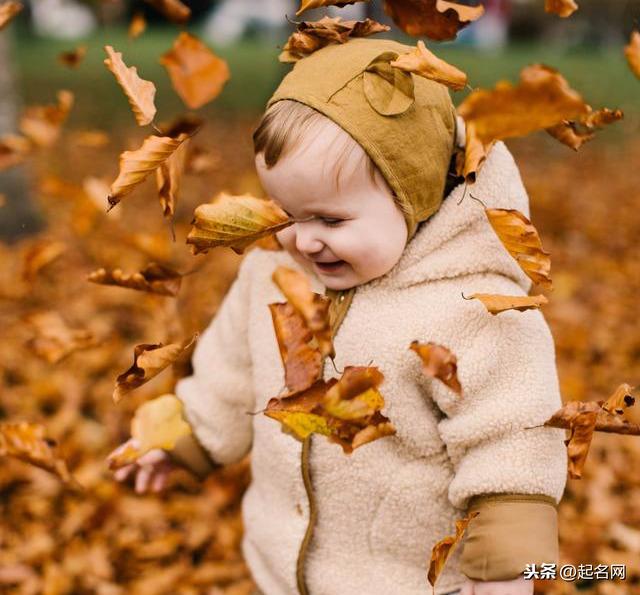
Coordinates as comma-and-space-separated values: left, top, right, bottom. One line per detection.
21, 238, 67, 282
187, 192, 293, 255
128, 11, 147, 39
390, 40, 467, 91
272, 266, 334, 359
113, 334, 198, 403
546, 106, 623, 151
427, 511, 480, 590
160, 32, 230, 110
545, 0, 578, 18
383, 0, 484, 41
23, 310, 98, 364
0, 133, 32, 171
0, 1, 22, 30
58, 45, 87, 69
265, 366, 396, 454
296, 0, 369, 17
109, 395, 193, 469
143, 0, 190, 24
601, 383, 636, 416
0, 422, 83, 491
625, 31, 640, 79
409, 341, 462, 395
457, 64, 589, 148
104, 46, 157, 127
456, 120, 495, 183
87, 262, 183, 297
107, 132, 194, 209
19, 90, 74, 148
462, 292, 549, 315
484, 208, 553, 290
279, 16, 390, 63
269, 302, 324, 394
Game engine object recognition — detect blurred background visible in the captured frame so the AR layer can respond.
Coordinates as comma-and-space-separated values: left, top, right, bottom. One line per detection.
1, 1, 640, 594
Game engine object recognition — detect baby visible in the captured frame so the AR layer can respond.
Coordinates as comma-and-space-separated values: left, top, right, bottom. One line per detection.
110, 38, 567, 595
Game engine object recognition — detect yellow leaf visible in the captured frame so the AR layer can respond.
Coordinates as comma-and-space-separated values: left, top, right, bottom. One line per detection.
128, 11, 147, 39
131, 394, 193, 453
104, 45, 157, 127
463, 292, 549, 315
19, 90, 74, 148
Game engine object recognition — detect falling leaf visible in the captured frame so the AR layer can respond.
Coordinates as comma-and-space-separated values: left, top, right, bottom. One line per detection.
462, 292, 549, 315
128, 11, 147, 39
58, 45, 87, 68
22, 238, 67, 282
87, 262, 183, 297
546, 107, 623, 150
0, 422, 83, 490
543, 399, 640, 435
296, 0, 369, 16
23, 310, 98, 364
279, 16, 390, 63
625, 31, 640, 79
70, 129, 110, 148
0, 1, 22, 30
265, 366, 395, 454
187, 192, 293, 255
390, 39, 467, 91
0, 133, 32, 170
269, 302, 324, 393
383, 0, 484, 41
113, 335, 198, 403
545, 0, 578, 18
428, 512, 480, 590
160, 32, 230, 110
457, 64, 590, 146
484, 207, 552, 289
602, 383, 636, 416
104, 46, 157, 127
409, 341, 462, 395
272, 266, 333, 358
108, 133, 193, 208
564, 409, 598, 479
143, 0, 190, 24
19, 90, 74, 148
458, 120, 495, 183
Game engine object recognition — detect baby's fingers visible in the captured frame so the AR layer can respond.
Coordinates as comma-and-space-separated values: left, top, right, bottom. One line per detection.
150, 469, 169, 493
113, 463, 135, 482
135, 464, 154, 494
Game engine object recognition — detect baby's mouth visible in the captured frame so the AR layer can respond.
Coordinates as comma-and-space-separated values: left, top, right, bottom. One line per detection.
313, 260, 345, 272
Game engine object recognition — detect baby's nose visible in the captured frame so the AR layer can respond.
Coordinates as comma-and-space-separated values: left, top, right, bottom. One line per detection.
294, 223, 324, 256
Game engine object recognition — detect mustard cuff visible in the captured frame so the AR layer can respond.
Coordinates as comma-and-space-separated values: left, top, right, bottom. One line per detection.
459, 493, 559, 581
168, 432, 220, 480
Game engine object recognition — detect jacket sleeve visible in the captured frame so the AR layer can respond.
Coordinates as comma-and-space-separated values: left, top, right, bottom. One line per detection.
418, 287, 568, 580
172, 250, 258, 472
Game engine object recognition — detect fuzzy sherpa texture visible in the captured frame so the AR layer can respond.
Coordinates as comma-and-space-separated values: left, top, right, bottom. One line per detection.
174, 140, 568, 595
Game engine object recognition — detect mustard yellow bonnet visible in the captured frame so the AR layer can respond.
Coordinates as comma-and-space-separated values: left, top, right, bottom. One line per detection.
266, 37, 457, 241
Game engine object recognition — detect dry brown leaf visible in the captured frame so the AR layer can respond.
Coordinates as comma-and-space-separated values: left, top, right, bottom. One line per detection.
279, 16, 389, 63
113, 335, 198, 403
625, 31, 640, 79
187, 192, 293, 255
462, 292, 549, 315
458, 64, 589, 145
602, 383, 636, 416
383, 0, 484, 41
546, 106, 623, 150
296, 0, 369, 16
458, 120, 495, 183
108, 133, 192, 209
19, 90, 74, 148
428, 511, 479, 590
272, 266, 333, 359
0, 133, 32, 170
21, 239, 67, 282
23, 310, 98, 364
390, 39, 467, 91
409, 341, 462, 395
484, 207, 552, 289
269, 302, 324, 394
87, 262, 183, 297
545, 0, 578, 18
104, 45, 157, 127
160, 32, 230, 110
0, 1, 22, 30
564, 409, 598, 479
543, 399, 640, 436
128, 11, 147, 39
0, 422, 83, 490
58, 45, 87, 68
143, 0, 190, 24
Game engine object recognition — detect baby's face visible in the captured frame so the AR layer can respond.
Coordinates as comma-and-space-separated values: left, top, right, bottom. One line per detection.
254, 118, 408, 290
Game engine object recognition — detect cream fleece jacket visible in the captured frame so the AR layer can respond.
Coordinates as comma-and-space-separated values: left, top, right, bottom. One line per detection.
174, 141, 568, 595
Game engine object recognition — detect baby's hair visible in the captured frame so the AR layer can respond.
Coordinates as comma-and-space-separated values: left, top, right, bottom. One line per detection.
253, 99, 413, 221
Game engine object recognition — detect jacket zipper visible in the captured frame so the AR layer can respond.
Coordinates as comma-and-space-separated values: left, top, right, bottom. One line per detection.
295, 286, 357, 595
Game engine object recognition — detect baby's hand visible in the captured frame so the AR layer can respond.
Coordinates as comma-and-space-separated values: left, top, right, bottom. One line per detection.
107, 437, 178, 494
460, 575, 533, 595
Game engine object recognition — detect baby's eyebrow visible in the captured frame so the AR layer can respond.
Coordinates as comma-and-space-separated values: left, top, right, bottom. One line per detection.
282, 207, 349, 219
